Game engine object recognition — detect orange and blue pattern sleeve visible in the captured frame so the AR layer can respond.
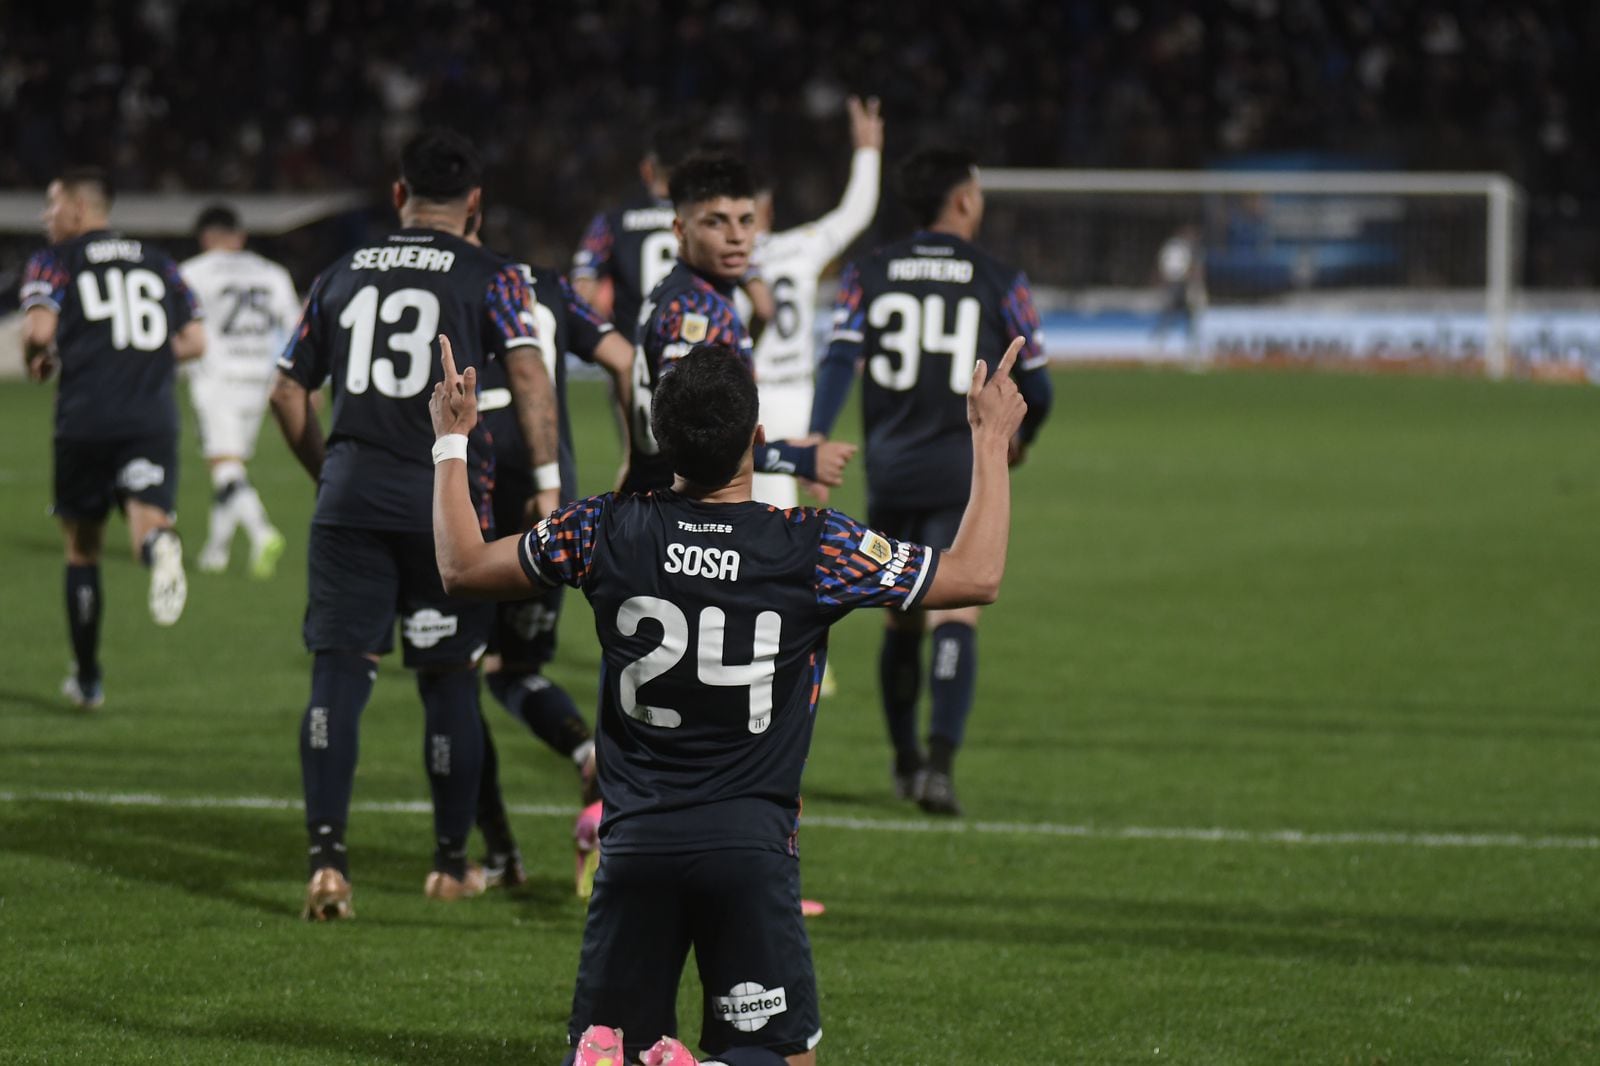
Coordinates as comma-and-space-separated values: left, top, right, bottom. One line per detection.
652, 287, 751, 368
810, 260, 866, 436
159, 257, 200, 330
276, 269, 331, 389
560, 274, 614, 362
20, 249, 70, 313
519, 494, 609, 588
484, 262, 541, 358
571, 213, 614, 281
1002, 270, 1047, 371
814, 510, 939, 615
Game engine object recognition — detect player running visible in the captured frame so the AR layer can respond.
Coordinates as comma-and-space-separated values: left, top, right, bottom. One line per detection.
628, 152, 855, 495
180, 204, 298, 578
427, 333, 1030, 1066
809, 147, 1056, 815
269, 129, 560, 919
749, 95, 882, 509
20, 167, 206, 709
461, 218, 635, 891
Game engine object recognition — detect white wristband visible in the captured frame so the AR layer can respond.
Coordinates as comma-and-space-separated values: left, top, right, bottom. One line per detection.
534, 462, 562, 491
432, 434, 469, 464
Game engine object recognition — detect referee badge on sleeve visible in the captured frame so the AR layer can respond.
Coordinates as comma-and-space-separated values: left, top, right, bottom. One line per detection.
682, 313, 709, 343
860, 531, 894, 565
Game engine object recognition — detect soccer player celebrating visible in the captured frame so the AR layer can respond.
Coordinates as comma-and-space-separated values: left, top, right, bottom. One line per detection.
809, 147, 1056, 815
571, 119, 699, 335
180, 204, 298, 578
628, 152, 855, 495
269, 129, 560, 919
461, 218, 635, 890
749, 95, 883, 509
427, 332, 1029, 1066
20, 167, 206, 708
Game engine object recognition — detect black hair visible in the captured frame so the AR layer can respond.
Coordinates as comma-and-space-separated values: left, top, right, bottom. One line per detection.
651, 345, 760, 489
193, 203, 242, 235
57, 166, 114, 207
668, 152, 755, 211
647, 116, 705, 177
898, 146, 978, 227
399, 127, 483, 202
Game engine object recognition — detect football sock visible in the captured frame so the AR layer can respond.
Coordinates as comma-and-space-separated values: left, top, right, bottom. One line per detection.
139, 527, 177, 567
928, 621, 978, 770
206, 465, 243, 555
417, 667, 484, 879
64, 564, 102, 685
232, 482, 273, 546
475, 712, 516, 857
300, 651, 376, 876
486, 669, 592, 759
878, 627, 923, 767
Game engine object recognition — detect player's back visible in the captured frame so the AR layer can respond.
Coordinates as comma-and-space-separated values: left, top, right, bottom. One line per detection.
279, 228, 523, 530
844, 231, 1026, 507
573, 193, 677, 335
24, 230, 196, 441
535, 492, 834, 854
181, 249, 298, 378
751, 227, 830, 389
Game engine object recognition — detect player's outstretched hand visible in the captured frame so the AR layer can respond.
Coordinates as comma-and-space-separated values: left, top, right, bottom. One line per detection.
848, 95, 883, 151
967, 337, 1028, 449
430, 334, 478, 438
812, 439, 858, 488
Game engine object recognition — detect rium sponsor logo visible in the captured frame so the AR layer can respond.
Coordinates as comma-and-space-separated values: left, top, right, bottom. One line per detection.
878, 541, 912, 587
350, 246, 457, 273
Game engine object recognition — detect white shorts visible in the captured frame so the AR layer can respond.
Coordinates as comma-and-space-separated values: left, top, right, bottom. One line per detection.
189, 375, 273, 460
752, 382, 814, 510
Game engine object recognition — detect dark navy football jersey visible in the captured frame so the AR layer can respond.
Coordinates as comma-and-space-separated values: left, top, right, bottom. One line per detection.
479, 265, 614, 502
277, 228, 539, 531
821, 231, 1048, 509
21, 230, 200, 441
519, 491, 939, 854
627, 260, 754, 491
571, 191, 679, 336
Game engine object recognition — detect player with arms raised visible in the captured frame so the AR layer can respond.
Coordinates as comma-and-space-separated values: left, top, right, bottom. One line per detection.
628, 153, 854, 495
181, 204, 298, 578
427, 331, 1029, 1066
20, 167, 206, 708
749, 95, 882, 509
809, 147, 1055, 815
269, 129, 560, 919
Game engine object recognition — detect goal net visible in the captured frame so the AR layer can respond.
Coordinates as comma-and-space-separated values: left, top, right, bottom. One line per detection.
977, 168, 1593, 382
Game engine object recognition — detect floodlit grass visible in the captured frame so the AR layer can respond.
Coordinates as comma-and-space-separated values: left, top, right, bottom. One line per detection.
1, 368, 1598, 1063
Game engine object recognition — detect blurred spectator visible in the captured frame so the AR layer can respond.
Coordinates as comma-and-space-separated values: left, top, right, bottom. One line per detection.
2, 0, 1598, 285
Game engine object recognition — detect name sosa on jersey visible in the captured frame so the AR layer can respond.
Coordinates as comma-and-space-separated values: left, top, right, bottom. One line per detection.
662, 542, 741, 581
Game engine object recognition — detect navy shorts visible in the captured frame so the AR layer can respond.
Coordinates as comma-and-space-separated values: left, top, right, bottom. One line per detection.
568, 848, 822, 1061
53, 433, 179, 521
866, 503, 964, 552
303, 524, 492, 668
487, 461, 565, 670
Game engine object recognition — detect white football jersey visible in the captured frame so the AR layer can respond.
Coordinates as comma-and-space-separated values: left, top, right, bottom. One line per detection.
181, 249, 300, 386
751, 147, 880, 388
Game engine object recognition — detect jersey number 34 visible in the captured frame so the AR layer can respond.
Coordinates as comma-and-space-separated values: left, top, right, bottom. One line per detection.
867, 293, 980, 393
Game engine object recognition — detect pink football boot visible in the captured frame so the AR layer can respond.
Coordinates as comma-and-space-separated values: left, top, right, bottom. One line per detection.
574, 800, 602, 899
574, 1024, 623, 1066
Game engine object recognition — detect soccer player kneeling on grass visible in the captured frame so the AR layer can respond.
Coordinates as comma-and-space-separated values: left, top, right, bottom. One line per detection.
428, 330, 1028, 1064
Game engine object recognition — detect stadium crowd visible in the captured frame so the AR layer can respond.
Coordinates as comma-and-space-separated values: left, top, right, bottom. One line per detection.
3, 0, 1599, 284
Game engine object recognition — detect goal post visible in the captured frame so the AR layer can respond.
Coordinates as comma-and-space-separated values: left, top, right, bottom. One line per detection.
979, 167, 1540, 381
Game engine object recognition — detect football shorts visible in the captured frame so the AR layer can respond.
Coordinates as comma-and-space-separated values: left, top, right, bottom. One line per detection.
189, 374, 272, 460
568, 847, 822, 1061
866, 504, 964, 553
53, 433, 179, 521
303, 524, 492, 668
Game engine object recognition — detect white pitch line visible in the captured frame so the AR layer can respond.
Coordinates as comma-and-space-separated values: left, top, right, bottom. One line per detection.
2, 789, 1596, 851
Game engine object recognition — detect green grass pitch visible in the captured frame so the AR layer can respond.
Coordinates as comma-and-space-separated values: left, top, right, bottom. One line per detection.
1, 368, 1597, 1064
